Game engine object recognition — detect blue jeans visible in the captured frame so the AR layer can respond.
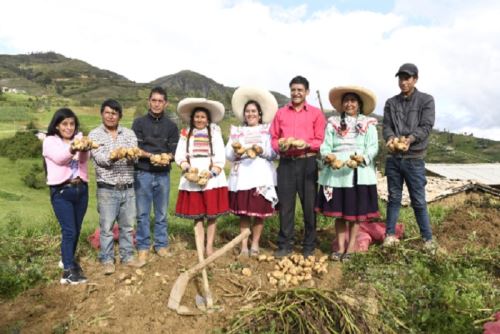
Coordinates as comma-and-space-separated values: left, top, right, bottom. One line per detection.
97, 187, 136, 263
50, 183, 88, 270
385, 157, 433, 241
135, 170, 170, 251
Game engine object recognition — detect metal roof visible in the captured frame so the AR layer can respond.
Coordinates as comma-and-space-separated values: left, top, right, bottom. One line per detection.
425, 163, 500, 185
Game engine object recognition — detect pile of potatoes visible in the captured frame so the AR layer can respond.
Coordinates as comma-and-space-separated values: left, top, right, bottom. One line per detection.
109, 147, 141, 161
345, 153, 365, 169
71, 136, 99, 151
184, 168, 211, 186
150, 153, 173, 166
231, 142, 264, 159
278, 137, 307, 151
388, 136, 410, 152
258, 254, 328, 288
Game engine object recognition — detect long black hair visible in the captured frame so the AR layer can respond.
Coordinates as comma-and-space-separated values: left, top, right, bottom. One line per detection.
47, 108, 79, 138
186, 107, 214, 156
243, 100, 263, 126
340, 93, 364, 131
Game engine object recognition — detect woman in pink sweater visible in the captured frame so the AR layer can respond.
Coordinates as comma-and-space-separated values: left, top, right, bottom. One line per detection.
43, 108, 89, 285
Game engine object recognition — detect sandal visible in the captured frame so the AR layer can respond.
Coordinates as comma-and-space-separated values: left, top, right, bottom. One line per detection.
239, 249, 249, 257
249, 248, 260, 257
330, 252, 343, 261
341, 253, 353, 262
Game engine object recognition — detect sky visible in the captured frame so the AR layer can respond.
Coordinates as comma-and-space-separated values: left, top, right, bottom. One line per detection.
1, 0, 499, 140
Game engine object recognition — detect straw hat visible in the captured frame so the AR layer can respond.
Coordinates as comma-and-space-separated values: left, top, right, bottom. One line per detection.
328, 85, 377, 115
231, 86, 278, 124
177, 98, 225, 123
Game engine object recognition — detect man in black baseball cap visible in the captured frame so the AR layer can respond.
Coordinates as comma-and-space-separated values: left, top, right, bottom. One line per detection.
395, 63, 419, 77
382, 63, 437, 251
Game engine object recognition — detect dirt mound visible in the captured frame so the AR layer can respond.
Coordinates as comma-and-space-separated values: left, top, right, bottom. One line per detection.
0, 238, 342, 333
435, 192, 500, 251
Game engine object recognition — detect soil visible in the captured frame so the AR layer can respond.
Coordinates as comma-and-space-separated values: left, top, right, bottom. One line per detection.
0, 233, 342, 334
1, 191, 498, 334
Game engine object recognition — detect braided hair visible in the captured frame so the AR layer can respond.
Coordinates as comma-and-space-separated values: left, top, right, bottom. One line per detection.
186, 107, 214, 156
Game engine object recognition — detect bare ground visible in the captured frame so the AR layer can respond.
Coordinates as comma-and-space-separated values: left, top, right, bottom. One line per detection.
1, 191, 498, 334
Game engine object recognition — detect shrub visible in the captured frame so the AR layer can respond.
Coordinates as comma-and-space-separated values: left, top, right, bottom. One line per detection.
22, 162, 46, 189
0, 131, 42, 160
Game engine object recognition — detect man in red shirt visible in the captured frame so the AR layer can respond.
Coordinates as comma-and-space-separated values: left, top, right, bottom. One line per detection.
270, 75, 326, 257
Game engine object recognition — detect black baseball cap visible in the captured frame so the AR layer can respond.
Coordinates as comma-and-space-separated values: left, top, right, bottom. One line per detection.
395, 63, 419, 77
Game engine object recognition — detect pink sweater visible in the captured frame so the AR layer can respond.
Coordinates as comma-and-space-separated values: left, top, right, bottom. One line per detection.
42, 133, 89, 185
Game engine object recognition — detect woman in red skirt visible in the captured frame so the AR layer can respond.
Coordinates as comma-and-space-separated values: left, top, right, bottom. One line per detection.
226, 87, 278, 256
175, 98, 229, 256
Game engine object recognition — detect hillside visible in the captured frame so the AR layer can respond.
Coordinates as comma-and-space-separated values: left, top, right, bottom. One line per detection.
0, 52, 288, 109
0, 52, 141, 105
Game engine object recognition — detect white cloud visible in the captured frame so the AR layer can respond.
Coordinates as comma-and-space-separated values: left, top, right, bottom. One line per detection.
0, 0, 499, 140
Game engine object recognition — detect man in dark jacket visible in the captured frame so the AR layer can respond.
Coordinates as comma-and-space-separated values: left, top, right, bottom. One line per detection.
382, 63, 436, 250
133, 87, 179, 264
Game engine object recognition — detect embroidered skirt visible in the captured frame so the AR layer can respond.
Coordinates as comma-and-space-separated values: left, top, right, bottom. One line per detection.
229, 188, 275, 218
315, 182, 380, 222
175, 187, 230, 219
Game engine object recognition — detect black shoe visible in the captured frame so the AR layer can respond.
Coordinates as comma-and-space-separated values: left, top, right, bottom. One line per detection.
274, 248, 292, 258
302, 249, 315, 258
74, 263, 87, 282
60, 268, 86, 285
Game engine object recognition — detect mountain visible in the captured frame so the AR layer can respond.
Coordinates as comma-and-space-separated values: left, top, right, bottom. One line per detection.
0, 52, 289, 109
0, 52, 141, 105
151, 70, 289, 107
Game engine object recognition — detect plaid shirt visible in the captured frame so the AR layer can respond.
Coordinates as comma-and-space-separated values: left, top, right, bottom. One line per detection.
88, 124, 137, 185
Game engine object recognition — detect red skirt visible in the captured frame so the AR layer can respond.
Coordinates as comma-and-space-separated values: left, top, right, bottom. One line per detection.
229, 188, 275, 218
175, 187, 230, 219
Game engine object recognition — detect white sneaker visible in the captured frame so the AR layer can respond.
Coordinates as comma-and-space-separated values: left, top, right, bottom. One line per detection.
423, 239, 438, 253
383, 235, 400, 247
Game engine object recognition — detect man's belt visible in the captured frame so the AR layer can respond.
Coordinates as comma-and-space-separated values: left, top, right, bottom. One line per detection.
97, 182, 134, 190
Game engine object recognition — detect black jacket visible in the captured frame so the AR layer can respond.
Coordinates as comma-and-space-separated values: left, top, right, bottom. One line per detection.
383, 88, 435, 158
132, 111, 179, 172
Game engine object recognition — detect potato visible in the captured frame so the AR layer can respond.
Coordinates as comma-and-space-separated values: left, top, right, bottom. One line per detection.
241, 268, 252, 277
332, 159, 344, 169
258, 254, 268, 262
231, 141, 242, 149
252, 144, 263, 155
271, 271, 284, 279
236, 147, 246, 155
197, 177, 208, 186
346, 160, 358, 169
324, 153, 336, 163
246, 148, 257, 159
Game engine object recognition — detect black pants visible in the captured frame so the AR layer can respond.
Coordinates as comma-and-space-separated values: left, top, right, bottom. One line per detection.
276, 156, 318, 251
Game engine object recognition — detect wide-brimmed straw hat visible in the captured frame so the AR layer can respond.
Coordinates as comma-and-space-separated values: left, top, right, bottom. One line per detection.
231, 86, 278, 124
177, 98, 225, 124
328, 85, 377, 115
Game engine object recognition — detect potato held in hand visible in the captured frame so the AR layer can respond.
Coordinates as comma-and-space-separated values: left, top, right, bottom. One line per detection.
232, 141, 246, 155
350, 153, 364, 164
291, 139, 307, 150
150, 153, 173, 166
278, 138, 290, 152
389, 136, 410, 152
71, 136, 99, 151
346, 159, 358, 169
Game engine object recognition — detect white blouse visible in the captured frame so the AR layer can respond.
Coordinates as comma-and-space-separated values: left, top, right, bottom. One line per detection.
225, 124, 278, 205
175, 124, 228, 191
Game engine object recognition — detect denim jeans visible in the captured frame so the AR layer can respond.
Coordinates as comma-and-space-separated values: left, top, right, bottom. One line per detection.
50, 183, 88, 270
97, 187, 136, 263
135, 170, 170, 251
385, 157, 433, 241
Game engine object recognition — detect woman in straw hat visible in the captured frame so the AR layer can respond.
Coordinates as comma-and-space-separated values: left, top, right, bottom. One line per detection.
316, 86, 380, 261
174, 98, 229, 256
226, 86, 279, 256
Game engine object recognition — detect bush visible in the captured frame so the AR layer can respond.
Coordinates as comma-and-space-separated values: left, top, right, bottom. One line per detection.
343, 246, 499, 334
0, 213, 61, 299
0, 131, 42, 161
22, 162, 46, 189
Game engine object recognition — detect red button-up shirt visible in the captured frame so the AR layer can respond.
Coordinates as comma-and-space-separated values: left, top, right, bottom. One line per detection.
270, 102, 326, 156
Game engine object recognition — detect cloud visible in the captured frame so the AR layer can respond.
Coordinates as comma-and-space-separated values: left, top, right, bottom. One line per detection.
0, 0, 499, 140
